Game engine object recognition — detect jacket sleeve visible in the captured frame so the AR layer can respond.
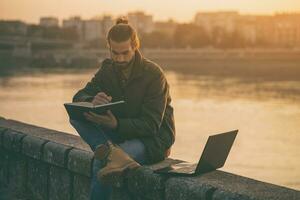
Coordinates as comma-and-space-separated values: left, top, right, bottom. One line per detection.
116, 73, 169, 139
72, 66, 104, 103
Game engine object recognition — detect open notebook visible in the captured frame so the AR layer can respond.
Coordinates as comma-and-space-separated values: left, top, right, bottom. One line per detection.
64, 100, 125, 121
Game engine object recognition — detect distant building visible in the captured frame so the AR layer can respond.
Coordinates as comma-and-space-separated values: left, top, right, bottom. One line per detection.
154, 19, 177, 36
83, 19, 103, 41
194, 11, 300, 47
40, 17, 59, 27
194, 11, 239, 34
102, 15, 114, 37
273, 13, 300, 47
62, 16, 114, 42
128, 11, 154, 34
254, 14, 300, 47
236, 15, 257, 44
0, 20, 27, 36
254, 15, 276, 46
63, 16, 84, 40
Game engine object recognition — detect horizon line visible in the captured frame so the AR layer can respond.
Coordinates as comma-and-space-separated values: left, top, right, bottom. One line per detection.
1, 9, 300, 24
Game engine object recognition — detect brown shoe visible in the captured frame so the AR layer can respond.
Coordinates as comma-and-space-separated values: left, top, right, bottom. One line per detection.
94, 142, 111, 161
95, 141, 140, 185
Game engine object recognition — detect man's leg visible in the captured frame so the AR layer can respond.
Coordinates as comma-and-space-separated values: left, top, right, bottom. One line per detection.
69, 119, 147, 200
118, 139, 146, 165
69, 119, 119, 151
69, 119, 118, 200
90, 139, 147, 200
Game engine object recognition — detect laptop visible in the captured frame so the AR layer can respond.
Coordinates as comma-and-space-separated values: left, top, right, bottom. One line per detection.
155, 130, 238, 176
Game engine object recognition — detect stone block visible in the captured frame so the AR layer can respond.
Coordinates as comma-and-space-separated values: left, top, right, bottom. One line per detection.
165, 176, 217, 200
127, 167, 166, 200
0, 126, 7, 132
27, 158, 48, 200
111, 187, 133, 200
212, 189, 255, 200
166, 170, 300, 200
23, 135, 48, 159
0, 127, 8, 147
49, 166, 72, 200
68, 149, 93, 177
73, 174, 91, 200
0, 187, 13, 200
200, 170, 300, 200
43, 141, 73, 168
0, 148, 9, 187
0, 119, 90, 151
7, 152, 27, 195
2, 129, 26, 152
124, 158, 183, 200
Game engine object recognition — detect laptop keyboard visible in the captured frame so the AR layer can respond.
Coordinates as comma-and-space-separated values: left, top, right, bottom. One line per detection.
171, 163, 198, 173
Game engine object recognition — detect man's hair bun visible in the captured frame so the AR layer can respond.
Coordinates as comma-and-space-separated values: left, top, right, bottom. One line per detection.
116, 17, 129, 25
107, 16, 140, 49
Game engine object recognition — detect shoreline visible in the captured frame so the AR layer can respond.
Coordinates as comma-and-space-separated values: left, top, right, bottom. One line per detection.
1, 48, 300, 81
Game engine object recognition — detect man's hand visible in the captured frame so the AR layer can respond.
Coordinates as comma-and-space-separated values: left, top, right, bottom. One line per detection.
84, 110, 118, 130
92, 92, 112, 105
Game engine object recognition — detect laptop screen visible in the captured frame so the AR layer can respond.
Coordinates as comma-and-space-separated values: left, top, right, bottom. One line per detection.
195, 130, 238, 174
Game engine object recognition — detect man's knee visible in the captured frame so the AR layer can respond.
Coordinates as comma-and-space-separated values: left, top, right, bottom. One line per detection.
119, 139, 146, 164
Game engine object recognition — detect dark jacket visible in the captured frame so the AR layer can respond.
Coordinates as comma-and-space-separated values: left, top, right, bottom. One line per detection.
72, 50, 175, 164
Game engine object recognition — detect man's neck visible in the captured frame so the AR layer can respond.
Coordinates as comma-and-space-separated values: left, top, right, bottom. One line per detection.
120, 54, 135, 79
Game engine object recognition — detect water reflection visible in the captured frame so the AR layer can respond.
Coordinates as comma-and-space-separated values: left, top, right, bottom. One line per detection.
0, 69, 299, 190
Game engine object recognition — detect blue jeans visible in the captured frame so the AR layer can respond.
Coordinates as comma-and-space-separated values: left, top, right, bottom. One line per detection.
69, 119, 146, 200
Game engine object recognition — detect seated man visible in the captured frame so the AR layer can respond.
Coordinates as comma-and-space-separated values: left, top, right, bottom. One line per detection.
69, 17, 175, 200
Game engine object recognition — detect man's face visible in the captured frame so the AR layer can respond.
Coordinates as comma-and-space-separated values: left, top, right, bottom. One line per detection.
109, 39, 135, 68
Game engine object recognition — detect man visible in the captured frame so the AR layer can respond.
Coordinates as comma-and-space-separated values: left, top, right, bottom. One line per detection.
69, 17, 175, 200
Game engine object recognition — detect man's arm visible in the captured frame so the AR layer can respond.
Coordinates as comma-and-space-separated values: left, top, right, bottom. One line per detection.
117, 73, 169, 139
72, 67, 104, 103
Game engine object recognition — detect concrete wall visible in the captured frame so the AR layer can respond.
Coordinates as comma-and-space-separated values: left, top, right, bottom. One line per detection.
0, 117, 299, 200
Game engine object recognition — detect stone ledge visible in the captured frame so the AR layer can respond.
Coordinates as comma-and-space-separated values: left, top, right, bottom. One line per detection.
22, 135, 49, 160
127, 167, 166, 200
166, 178, 216, 200
0, 118, 90, 151
126, 158, 183, 200
165, 170, 300, 200
1, 117, 300, 200
0, 148, 9, 187
49, 166, 72, 200
2, 129, 26, 152
73, 174, 91, 200
0, 127, 8, 147
68, 148, 93, 177
6, 152, 27, 195
27, 158, 49, 200
43, 141, 73, 168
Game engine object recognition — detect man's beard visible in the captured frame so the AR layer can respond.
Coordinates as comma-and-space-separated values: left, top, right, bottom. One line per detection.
113, 55, 135, 70
114, 61, 129, 69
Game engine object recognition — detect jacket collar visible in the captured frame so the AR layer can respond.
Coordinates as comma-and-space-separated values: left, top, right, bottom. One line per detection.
129, 49, 144, 80
110, 49, 144, 83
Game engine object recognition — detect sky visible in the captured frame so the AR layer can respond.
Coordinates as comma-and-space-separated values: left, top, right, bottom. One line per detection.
1, 0, 300, 24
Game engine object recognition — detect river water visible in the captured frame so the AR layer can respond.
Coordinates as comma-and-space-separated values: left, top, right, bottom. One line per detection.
0, 66, 299, 190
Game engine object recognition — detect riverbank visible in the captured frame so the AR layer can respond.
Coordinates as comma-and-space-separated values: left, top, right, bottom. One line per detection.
1, 48, 300, 81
